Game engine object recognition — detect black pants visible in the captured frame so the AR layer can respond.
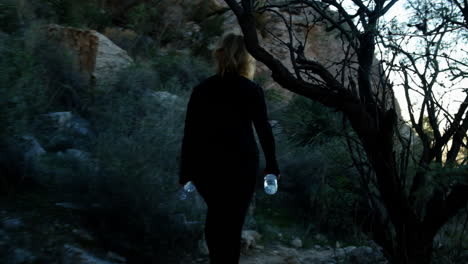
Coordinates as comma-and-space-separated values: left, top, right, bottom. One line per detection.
193, 167, 257, 264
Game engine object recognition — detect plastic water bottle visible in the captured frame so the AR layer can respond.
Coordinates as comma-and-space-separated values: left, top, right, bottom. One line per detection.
264, 174, 278, 195
179, 181, 196, 200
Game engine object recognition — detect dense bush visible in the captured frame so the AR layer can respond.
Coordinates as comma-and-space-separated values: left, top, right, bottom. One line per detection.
85, 67, 206, 260
278, 95, 343, 145
151, 51, 212, 94
36, 0, 112, 30
191, 15, 225, 59
126, 0, 186, 47
0, 0, 19, 33
1, 20, 212, 258
253, 94, 363, 243
0, 26, 85, 138
433, 209, 468, 263
0, 26, 92, 192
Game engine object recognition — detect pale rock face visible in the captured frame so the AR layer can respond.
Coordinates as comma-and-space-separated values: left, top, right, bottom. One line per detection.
12, 248, 36, 264
241, 230, 262, 252
41, 112, 73, 129
145, 91, 182, 111
103, 28, 139, 44
19, 136, 46, 162
62, 244, 120, 264
291, 237, 303, 248
47, 25, 133, 91
93, 32, 134, 89
2, 218, 23, 231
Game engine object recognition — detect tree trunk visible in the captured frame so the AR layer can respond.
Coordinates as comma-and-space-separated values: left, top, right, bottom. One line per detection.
390, 227, 435, 264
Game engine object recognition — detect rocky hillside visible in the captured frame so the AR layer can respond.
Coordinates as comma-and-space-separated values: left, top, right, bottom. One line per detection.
0, 1, 424, 264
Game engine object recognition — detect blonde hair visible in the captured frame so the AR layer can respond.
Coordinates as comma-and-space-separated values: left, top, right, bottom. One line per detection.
213, 33, 256, 80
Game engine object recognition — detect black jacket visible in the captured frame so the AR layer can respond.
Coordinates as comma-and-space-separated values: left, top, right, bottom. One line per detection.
179, 73, 279, 184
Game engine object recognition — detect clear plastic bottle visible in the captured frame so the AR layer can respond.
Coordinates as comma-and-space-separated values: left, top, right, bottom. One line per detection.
178, 181, 196, 200
264, 174, 278, 195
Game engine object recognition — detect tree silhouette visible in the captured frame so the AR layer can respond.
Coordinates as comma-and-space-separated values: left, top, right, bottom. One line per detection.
223, 0, 468, 263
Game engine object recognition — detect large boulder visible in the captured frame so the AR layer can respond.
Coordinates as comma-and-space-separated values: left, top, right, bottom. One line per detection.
62, 244, 122, 264
47, 24, 133, 91
18, 135, 46, 163
241, 230, 262, 252
35, 112, 93, 152
347, 246, 386, 264
145, 91, 182, 110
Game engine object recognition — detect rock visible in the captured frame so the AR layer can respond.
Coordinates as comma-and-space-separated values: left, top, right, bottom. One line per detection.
103, 27, 139, 51
197, 237, 209, 256
41, 112, 73, 129
290, 237, 302, 248
62, 244, 119, 264
18, 136, 46, 162
0, 229, 10, 240
348, 246, 385, 264
314, 233, 328, 243
2, 217, 23, 230
0, 229, 10, 256
184, 22, 201, 38
267, 246, 301, 264
36, 112, 93, 151
12, 248, 36, 264
72, 229, 94, 242
146, 91, 181, 108
106, 252, 126, 263
47, 24, 133, 91
57, 149, 91, 162
65, 116, 93, 137
342, 246, 357, 254
284, 255, 301, 264
40, 112, 93, 138
241, 230, 261, 252
55, 202, 87, 210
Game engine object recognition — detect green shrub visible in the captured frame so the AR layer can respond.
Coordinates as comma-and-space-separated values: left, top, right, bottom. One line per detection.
127, 1, 160, 35
191, 15, 225, 59
82, 66, 206, 260
278, 94, 344, 145
36, 0, 112, 30
151, 51, 212, 94
433, 209, 468, 263
253, 94, 363, 242
0, 26, 91, 190
0, 0, 19, 33
126, 0, 185, 46
0, 33, 48, 139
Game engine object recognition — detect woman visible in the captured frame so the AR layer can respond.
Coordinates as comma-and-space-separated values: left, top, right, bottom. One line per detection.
179, 33, 280, 264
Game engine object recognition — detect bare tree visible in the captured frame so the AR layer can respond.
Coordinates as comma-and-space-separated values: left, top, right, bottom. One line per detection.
223, 0, 468, 263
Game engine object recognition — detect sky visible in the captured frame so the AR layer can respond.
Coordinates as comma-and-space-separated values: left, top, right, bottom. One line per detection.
379, 0, 467, 122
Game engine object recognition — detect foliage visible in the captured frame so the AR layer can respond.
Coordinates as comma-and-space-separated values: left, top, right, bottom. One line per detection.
85, 71, 205, 259
253, 94, 362, 242
151, 51, 212, 94
0, 25, 92, 192
126, 0, 185, 46
433, 208, 468, 263
38, 0, 112, 30
278, 95, 344, 146
0, 28, 70, 139
127, 1, 160, 35
192, 15, 226, 59
225, 0, 468, 262
0, 0, 19, 33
